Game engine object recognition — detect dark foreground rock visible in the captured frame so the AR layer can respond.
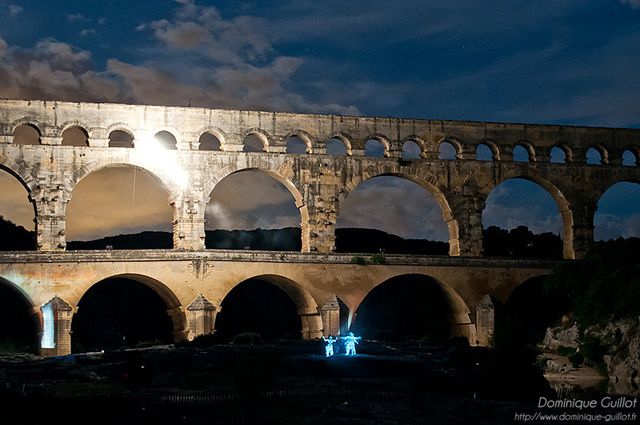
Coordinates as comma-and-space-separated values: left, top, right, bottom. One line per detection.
0, 340, 556, 424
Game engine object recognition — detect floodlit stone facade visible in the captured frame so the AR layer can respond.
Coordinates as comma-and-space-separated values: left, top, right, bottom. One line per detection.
0, 99, 638, 355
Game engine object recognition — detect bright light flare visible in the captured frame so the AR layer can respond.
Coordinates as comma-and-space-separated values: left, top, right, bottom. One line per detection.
133, 135, 188, 188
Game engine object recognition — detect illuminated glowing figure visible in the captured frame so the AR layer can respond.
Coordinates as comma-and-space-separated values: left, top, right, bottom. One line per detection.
342, 332, 361, 356
322, 336, 337, 357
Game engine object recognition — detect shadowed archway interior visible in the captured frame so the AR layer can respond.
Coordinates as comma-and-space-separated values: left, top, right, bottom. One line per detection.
0, 279, 39, 353
71, 277, 174, 352
215, 277, 302, 340
352, 274, 455, 341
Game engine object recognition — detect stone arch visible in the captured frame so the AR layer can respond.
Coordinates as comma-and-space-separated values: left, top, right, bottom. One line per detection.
485, 174, 574, 259
622, 148, 639, 166
0, 160, 37, 194
594, 179, 640, 240
498, 274, 558, 348
106, 123, 136, 141
328, 133, 353, 156
204, 164, 310, 252
475, 141, 499, 161
480, 139, 501, 159
401, 140, 422, 159
338, 172, 458, 255
350, 273, 473, 341
108, 130, 135, 148
0, 275, 41, 324
60, 123, 90, 147
402, 136, 426, 157
285, 130, 313, 153
438, 137, 462, 160
586, 145, 608, 165
65, 162, 175, 247
71, 273, 187, 347
10, 118, 43, 137
196, 127, 227, 150
59, 121, 91, 138
365, 134, 390, 157
550, 144, 571, 163
0, 276, 44, 354
0, 163, 38, 239
243, 128, 270, 152
216, 274, 322, 339
68, 160, 176, 197
514, 141, 536, 162
153, 129, 180, 150
74, 273, 183, 314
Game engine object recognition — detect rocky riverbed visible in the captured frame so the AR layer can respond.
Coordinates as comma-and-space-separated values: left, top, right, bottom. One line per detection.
539, 317, 640, 395
0, 340, 555, 424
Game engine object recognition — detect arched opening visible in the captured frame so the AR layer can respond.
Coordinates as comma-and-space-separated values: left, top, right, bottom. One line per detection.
402, 140, 421, 159
215, 277, 302, 340
594, 181, 640, 241
549, 146, 567, 164
483, 178, 564, 258
586, 147, 602, 165
495, 276, 561, 351
0, 167, 35, 250
286, 135, 308, 154
352, 275, 458, 341
0, 278, 39, 353
622, 150, 637, 167
326, 137, 348, 156
476, 143, 494, 161
154, 131, 177, 150
108, 130, 134, 148
61, 126, 89, 146
66, 166, 173, 249
199, 132, 222, 151
364, 139, 385, 157
438, 141, 457, 160
243, 133, 266, 152
336, 176, 449, 254
512, 145, 530, 162
71, 276, 178, 352
12, 123, 41, 145
205, 169, 302, 251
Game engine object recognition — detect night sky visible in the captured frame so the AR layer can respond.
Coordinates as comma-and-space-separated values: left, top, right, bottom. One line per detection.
0, 0, 639, 241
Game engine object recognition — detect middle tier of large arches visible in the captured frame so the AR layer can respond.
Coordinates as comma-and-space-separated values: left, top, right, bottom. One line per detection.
1, 144, 639, 257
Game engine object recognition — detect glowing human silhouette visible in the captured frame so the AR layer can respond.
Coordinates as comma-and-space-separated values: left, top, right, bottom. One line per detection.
322, 335, 337, 357
342, 332, 361, 356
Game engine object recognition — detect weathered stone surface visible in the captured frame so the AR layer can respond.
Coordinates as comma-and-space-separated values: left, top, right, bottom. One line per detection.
1, 98, 639, 356
541, 322, 580, 350
541, 318, 640, 395
0, 99, 638, 258
587, 318, 640, 395
0, 250, 552, 354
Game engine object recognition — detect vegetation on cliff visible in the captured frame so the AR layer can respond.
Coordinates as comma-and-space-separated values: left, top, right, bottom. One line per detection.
544, 237, 640, 327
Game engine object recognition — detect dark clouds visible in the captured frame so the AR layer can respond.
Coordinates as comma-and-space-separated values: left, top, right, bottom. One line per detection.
482, 180, 563, 236
206, 170, 300, 231
336, 177, 449, 241
0, 0, 639, 241
0, 0, 358, 114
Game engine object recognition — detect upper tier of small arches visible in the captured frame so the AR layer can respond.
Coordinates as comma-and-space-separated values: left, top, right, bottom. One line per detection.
1, 99, 639, 167
5, 121, 639, 167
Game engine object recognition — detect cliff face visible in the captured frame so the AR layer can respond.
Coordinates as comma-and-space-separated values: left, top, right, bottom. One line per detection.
540, 317, 640, 395
587, 317, 640, 395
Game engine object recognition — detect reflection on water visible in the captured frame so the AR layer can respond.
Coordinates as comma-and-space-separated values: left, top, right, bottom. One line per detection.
547, 375, 639, 398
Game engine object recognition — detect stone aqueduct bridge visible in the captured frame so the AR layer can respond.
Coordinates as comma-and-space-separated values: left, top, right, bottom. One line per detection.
0, 99, 639, 356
